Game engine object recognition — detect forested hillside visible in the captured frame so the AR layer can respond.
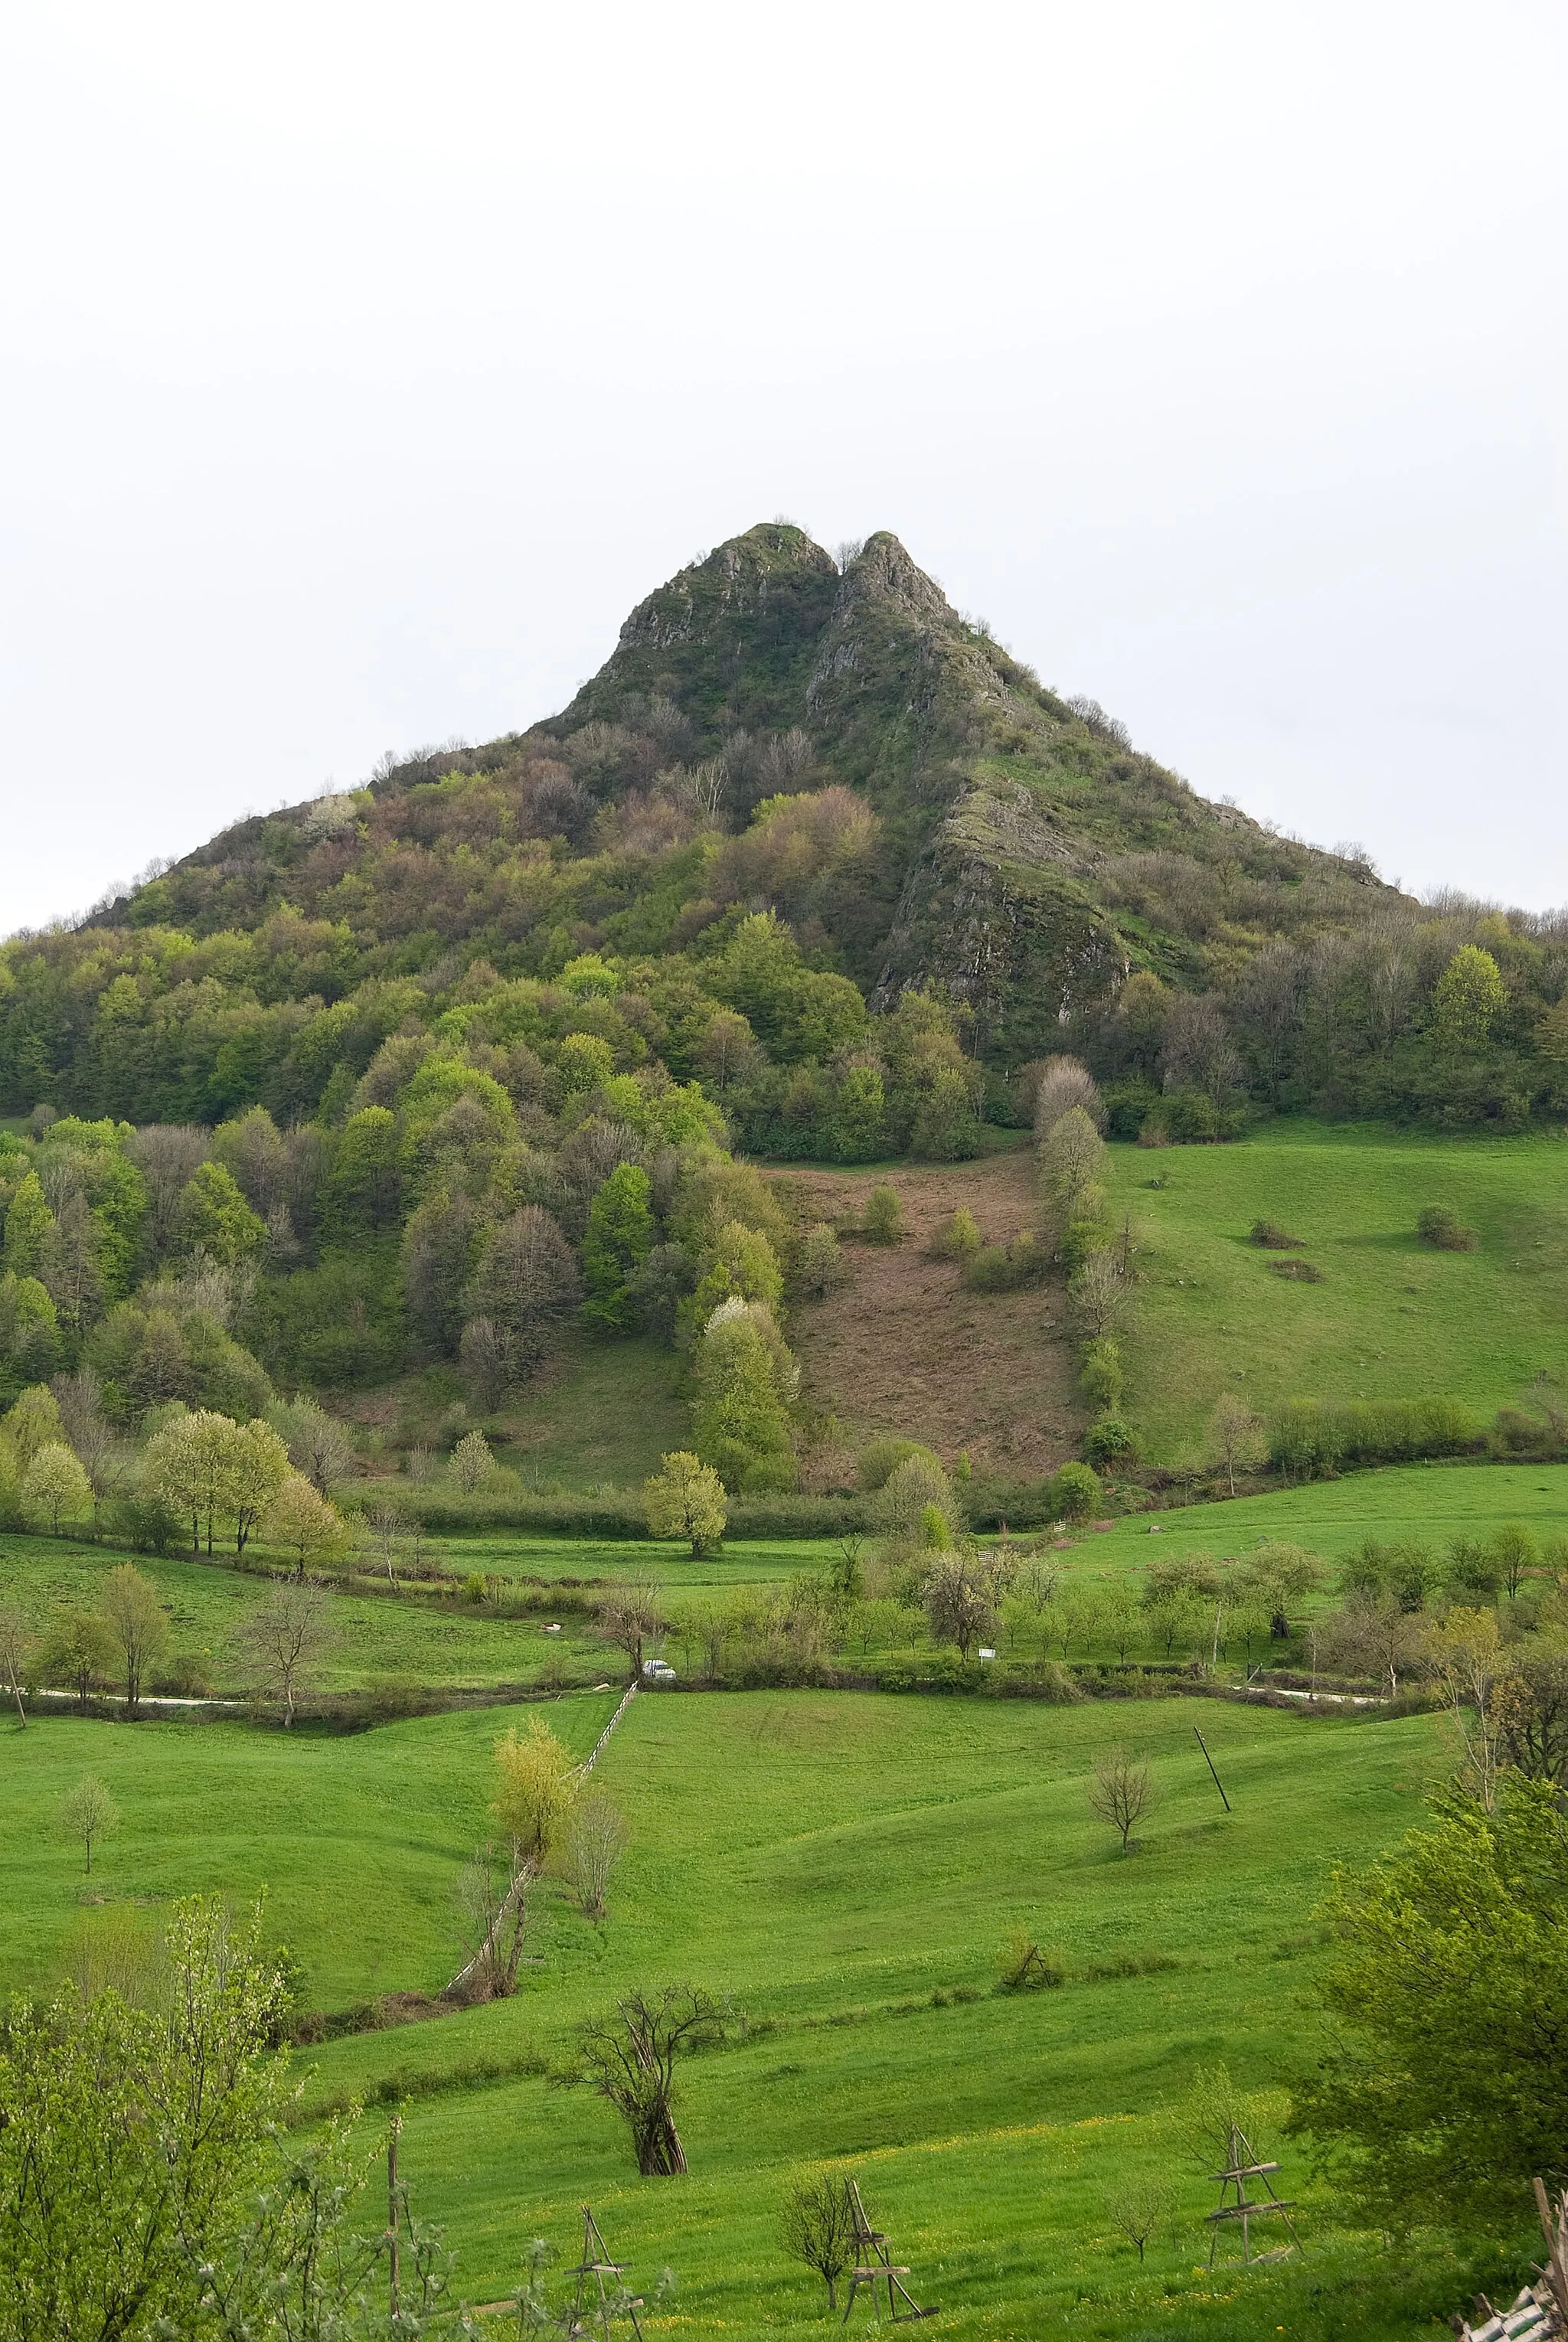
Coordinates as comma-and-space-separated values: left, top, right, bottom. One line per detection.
3, 523, 1566, 1496
6, 524, 1566, 1151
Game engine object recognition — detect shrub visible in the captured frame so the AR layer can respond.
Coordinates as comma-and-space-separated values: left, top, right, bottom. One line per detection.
962, 1233, 1044, 1292
109, 1494, 184, 1556
996, 1928, 1065, 1991
1250, 1218, 1304, 1249
1083, 1413, 1136, 1466
1270, 1259, 1323, 1282
1269, 1395, 1477, 1480
932, 1207, 981, 1262
1047, 1461, 1101, 1521
863, 1186, 903, 1244
1080, 1339, 1124, 1412
857, 1436, 941, 1492
1417, 1207, 1478, 1251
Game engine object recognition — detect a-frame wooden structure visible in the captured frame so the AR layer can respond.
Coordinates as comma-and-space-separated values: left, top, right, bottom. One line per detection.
840, 2180, 937, 2324
565, 2204, 645, 2342
1206, 2123, 1302, 2267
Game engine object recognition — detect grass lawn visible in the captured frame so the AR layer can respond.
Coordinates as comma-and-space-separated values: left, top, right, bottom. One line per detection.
1106, 1121, 1568, 1464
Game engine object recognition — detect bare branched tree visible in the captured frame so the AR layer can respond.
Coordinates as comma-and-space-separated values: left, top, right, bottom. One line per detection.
1088, 1748, 1154, 1854
237, 1579, 335, 1726
562, 1792, 629, 1921
564, 1987, 727, 2175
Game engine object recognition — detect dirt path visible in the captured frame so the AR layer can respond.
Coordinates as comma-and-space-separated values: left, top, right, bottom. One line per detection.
771, 1149, 1084, 1481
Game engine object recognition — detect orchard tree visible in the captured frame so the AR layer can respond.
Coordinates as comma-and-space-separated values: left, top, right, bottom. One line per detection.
644, 1450, 727, 1555
1089, 1747, 1154, 1854
922, 1551, 996, 1661
779, 2167, 858, 2310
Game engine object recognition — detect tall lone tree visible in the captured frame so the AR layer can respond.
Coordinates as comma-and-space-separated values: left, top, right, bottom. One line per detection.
644, 1451, 727, 1556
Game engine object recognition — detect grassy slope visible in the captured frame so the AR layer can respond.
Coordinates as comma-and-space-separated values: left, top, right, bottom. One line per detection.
1049, 1460, 1568, 1583
4, 1685, 1493, 2336
1107, 1122, 1568, 1464
0, 1694, 614, 2001
0, 1535, 612, 1694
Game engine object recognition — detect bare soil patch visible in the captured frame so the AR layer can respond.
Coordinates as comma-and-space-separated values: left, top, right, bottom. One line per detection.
773, 1151, 1084, 1481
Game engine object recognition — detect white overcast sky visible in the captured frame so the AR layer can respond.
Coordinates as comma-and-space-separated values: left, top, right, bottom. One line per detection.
2, 1, 1563, 934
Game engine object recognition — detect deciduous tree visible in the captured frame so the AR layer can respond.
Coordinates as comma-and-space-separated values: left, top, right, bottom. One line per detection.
261, 1472, 349, 1579
1088, 1747, 1154, 1854
21, 1440, 91, 1533
96, 1563, 170, 1715
1290, 1776, 1568, 2226
644, 1450, 727, 1555
58, 1773, 119, 1873
238, 1580, 335, 1726
779, 2167, 858, 2310
567, 1986, 727, 2175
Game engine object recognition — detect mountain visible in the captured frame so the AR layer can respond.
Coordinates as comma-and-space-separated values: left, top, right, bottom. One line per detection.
3, 522, 1560, 1139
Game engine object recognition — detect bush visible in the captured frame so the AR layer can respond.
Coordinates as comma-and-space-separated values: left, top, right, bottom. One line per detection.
149, 1658, 215, 1699
932, 1207, 981, 1262
1418, 1207, 1478, 1251
1270, 1259, 1323, 1282
962, 1233, 1044, 1292
856, 1436, 942, 1493
1083, 1413, 1136, 1466
863, 1186, 903, 1244
1250, 1218, 1305, 1249
1269, 1395, 1478, 1481
1080, 1339, 1124, 1412
108, 1494, 184, 1556
1047, 1461, 1101, 1521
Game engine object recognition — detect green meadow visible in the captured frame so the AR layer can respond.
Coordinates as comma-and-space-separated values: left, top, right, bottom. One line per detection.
5, 1460, 1564, 2332
0, 1673, 1530, 2337
1106, 1122, 1568, 1463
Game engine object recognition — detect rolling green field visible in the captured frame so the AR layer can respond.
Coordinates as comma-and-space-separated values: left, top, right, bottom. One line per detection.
5, 1456, 1563, 2331
0, 1681, 1531, 2337
1106, 1122, 1568, 1463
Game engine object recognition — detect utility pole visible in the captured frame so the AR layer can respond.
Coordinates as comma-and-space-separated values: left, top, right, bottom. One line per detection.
1194, 1726, 1231, 1812
387, 2112, 402, 2322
